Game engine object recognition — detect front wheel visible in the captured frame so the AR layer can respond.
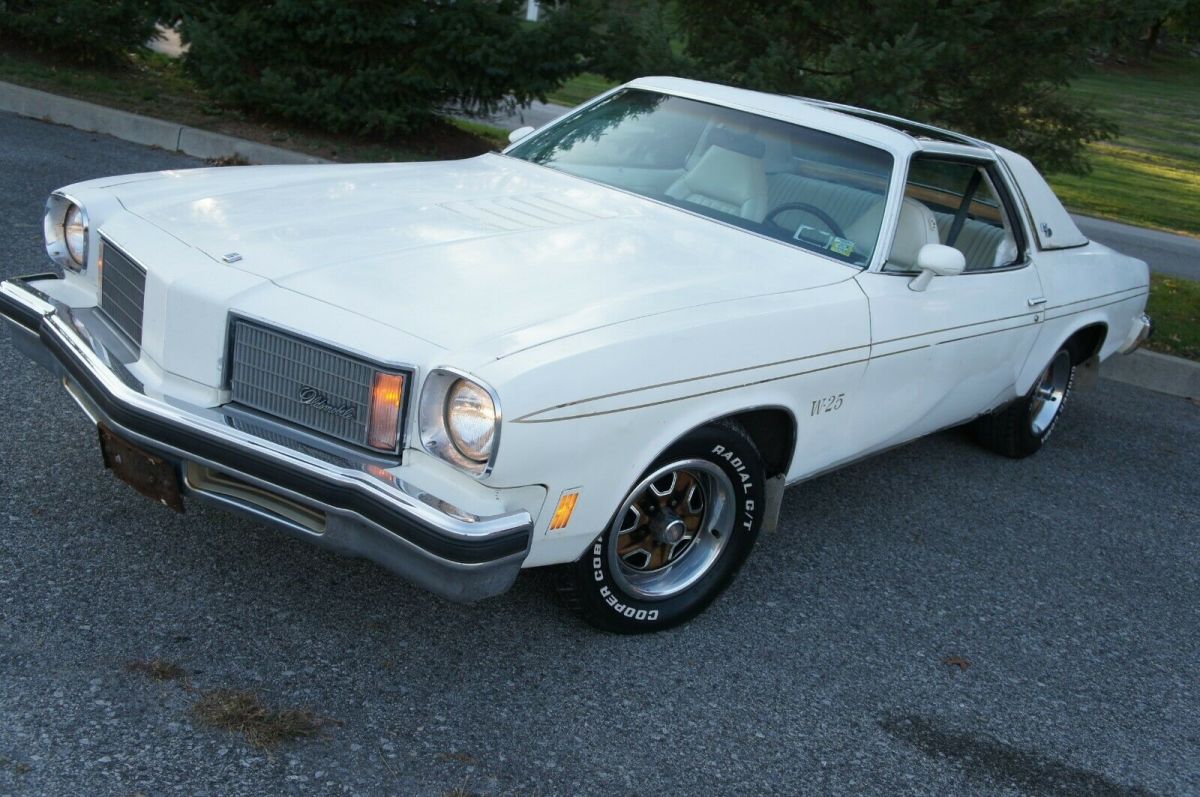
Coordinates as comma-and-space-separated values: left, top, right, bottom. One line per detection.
561, 421, 767, 633
974, 347, 1075, 458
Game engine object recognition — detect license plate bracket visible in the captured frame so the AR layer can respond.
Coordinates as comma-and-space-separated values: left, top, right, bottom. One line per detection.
98, 424, 184, 512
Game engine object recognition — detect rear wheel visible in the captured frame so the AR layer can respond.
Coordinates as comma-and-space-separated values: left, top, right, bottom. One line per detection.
561, 421, 766, 633
974, 347, 1075, 458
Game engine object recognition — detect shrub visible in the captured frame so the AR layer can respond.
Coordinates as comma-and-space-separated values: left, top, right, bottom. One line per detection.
0, 0, 161, 64
177, 0, 590, 136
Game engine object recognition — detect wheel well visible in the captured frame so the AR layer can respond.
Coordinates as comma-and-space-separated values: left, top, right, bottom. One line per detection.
720, 407, 796, 479
1066, 323, 1107, 364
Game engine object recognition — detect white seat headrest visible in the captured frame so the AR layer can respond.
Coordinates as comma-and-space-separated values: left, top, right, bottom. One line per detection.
666, 145, 767, 222
888, 198, 940, 271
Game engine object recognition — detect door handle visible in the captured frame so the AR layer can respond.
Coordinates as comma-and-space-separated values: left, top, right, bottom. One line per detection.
1028, 296, 1047, 307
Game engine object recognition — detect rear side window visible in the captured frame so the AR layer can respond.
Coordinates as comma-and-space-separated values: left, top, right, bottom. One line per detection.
899, 158, 1023, 272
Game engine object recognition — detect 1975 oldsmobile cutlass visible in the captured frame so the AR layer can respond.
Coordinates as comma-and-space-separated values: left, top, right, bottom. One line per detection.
1, 77, 1152, 632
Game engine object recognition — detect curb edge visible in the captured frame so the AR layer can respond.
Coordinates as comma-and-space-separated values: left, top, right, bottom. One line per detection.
0, 80, 330, 165
1101, 349, 1200, 400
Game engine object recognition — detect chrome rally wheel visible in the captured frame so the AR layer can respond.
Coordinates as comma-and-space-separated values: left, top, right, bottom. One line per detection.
1028, 349, 1072, 436
973, 345, 1076, 459
608, 459, 735, 601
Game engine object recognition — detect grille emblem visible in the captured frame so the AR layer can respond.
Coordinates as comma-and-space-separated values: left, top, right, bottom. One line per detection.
298, 385, 356, 420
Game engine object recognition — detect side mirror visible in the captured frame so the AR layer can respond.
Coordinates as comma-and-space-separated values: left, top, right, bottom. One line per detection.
508, 125, 535, 144
908, 243, 966, 292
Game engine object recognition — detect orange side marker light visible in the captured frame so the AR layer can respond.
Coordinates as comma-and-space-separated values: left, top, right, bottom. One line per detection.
549, 491, 580, 531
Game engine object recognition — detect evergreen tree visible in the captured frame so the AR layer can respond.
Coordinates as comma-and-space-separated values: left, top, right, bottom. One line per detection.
177, 0, 590, 135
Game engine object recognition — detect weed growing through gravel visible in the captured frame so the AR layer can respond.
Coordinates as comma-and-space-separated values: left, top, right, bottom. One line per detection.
190, 688, 333, 749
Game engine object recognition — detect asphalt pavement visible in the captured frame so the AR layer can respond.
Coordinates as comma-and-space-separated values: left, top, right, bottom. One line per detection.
458, 99, 571, 133
1, 112, 1198, 796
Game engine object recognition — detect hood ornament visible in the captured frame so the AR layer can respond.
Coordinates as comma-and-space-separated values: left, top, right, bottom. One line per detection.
222, 252, 243, 263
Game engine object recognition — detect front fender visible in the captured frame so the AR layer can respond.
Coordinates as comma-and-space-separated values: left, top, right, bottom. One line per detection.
476, 278, 870, 566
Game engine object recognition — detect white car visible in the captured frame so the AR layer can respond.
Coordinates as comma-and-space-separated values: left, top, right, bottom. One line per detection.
1, 77, 1152, 632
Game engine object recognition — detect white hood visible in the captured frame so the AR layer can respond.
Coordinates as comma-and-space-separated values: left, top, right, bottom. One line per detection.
110, 154, 855, 355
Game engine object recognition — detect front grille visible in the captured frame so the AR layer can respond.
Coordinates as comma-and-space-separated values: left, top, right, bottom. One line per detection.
228, 319, 408, 453
99, 240, 146, 345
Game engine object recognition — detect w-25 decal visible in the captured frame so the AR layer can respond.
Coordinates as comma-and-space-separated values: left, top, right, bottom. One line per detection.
810, 393, 846, 417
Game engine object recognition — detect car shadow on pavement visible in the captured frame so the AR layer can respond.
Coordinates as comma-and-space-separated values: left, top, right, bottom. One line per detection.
880, 715, 1155, 796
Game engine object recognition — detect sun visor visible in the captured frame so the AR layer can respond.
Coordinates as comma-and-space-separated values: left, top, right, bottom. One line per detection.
995, 146, 1088, 250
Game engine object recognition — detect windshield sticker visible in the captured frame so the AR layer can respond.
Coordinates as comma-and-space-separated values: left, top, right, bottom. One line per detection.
794, 225, 832, 247
830, 237, 855, 257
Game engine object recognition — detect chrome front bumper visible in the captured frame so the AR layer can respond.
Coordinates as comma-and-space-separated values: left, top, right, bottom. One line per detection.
0, 275, 533, 602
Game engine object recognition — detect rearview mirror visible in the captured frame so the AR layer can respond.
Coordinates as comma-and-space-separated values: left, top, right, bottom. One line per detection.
508, 125, 535, 144
908, 243, 966, 292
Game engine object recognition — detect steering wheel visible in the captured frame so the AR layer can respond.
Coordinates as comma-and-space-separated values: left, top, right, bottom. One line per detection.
765, 202, 846, 240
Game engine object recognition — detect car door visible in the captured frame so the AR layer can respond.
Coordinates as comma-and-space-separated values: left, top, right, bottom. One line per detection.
853, 153, 1045, 450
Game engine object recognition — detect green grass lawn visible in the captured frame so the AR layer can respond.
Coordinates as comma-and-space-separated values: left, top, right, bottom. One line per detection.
1048, 54, 1200, 236
545, 72, 615, 108
1147, 274, 1200, 361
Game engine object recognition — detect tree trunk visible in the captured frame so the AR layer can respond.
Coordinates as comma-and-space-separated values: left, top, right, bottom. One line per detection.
1144, 17, 1165, 57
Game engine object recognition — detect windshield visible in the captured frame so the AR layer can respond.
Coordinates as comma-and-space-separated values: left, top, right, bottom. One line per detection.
506, 89, 894, 267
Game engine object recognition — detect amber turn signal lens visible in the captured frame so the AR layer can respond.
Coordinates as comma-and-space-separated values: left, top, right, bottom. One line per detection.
549, 491, 579, 531
367, 372, 405, 451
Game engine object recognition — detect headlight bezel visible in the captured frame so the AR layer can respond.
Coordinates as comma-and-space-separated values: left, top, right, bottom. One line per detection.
44, 192, 89, 273
418, 369, 501, 477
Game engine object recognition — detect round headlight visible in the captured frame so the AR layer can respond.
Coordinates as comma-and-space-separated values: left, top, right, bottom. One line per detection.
444, 378, 496, 462
64, 203, 88, 269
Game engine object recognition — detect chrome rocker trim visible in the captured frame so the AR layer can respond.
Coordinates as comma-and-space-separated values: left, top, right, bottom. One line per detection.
0, 275, 533, 603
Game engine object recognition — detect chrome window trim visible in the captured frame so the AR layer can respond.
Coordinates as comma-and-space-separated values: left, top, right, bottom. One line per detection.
859, 259, 1035, 279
